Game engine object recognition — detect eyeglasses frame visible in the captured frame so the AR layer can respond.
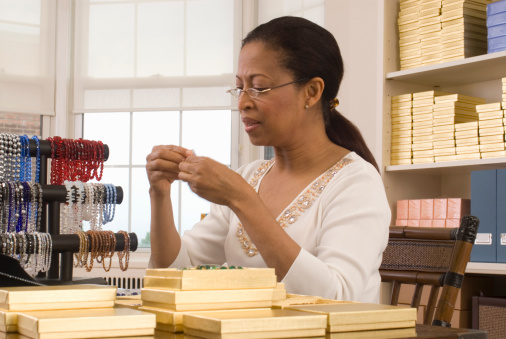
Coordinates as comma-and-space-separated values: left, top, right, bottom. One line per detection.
226, 78, 308, 99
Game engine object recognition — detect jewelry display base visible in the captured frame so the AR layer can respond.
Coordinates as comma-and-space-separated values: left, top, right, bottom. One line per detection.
35, 277, 108, 286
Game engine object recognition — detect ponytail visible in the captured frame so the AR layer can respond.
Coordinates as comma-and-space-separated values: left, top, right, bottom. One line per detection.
325, 108, 379, 172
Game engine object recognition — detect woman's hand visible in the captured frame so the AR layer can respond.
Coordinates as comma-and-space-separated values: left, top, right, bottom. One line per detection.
178, 155, 251, 207
146, 145, 193, 196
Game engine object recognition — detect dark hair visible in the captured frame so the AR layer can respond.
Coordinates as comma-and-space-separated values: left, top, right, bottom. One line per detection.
242, 16, 379, 172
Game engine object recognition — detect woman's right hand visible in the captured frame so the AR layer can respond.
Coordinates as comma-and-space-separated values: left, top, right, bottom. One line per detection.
146, 145, 192, 196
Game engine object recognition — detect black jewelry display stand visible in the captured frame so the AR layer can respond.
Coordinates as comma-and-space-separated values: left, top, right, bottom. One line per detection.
22, 139, 138, 285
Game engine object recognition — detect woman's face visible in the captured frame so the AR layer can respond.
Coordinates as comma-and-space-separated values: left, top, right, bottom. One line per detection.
236, 41, 308, 147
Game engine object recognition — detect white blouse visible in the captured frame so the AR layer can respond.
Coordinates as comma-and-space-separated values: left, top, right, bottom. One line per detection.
155, 152, 391, 303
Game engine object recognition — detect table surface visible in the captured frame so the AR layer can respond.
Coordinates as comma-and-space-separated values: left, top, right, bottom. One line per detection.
145, 324, 487, 339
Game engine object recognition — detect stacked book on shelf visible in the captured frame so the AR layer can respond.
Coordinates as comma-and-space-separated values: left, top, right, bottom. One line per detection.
0, 284, 156, 338
455, 121, 480, 160
487, 0, 506, 53
411, 91, 441, 164
477, 102, 506, 157
391, 93, 413, 165
398, 0, 491, 70
434, 93, 485, 161
395, 198, 470, 227
137, 266, 417, 338
390, 80, 506, 165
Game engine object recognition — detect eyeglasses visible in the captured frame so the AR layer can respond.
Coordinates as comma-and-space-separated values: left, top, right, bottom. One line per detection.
226, 78, 307, 99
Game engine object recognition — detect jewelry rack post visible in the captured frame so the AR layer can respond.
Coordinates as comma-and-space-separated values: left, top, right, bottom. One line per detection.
40, 154, 47, 233
47, 201, 60, 280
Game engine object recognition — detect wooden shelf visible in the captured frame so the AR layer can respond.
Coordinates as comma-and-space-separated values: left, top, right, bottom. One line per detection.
386, 51, 506, 87
466, 262, 506, 275
385, 157, 506, 175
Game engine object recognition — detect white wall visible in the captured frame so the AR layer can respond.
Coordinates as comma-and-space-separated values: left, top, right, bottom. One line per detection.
325, 0, 384, 170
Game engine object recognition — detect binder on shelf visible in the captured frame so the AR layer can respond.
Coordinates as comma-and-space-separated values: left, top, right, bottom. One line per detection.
496, 169, 506, 263
470, 169, 497, 262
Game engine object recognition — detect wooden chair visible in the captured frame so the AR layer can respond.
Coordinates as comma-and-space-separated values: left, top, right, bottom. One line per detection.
380, 215, 479, 327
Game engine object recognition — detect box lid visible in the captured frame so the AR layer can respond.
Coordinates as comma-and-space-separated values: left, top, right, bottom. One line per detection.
141, 288, 274, 305
0, 285, 117, 307
17, 308, 155, 333
286, 303, 417, 326
182, 308, 327, 334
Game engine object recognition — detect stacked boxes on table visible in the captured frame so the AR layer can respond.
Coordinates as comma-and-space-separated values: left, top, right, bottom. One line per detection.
477, 102, 506, 158
391, 94, 413, 165
398, 0, 491, 70
0, 285, 156, 338
433, 94, 484, 161
139, 267, 418, 338
399, 0, 422, 70
139, 267, 287, 335
471, 169, 506, 263
396, 198, 470, 227
487, 0, 506, 53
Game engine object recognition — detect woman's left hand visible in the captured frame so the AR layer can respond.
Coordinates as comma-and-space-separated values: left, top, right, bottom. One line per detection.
178, 155, 251, 207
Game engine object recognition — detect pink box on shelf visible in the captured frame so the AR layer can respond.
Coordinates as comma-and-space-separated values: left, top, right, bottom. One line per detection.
433, 199, 448, 220
407, 219, 420, 226
396, 219, 408, 226
445, 219, 460, 228
446, 198, 470, 219
432, 219, 446, 228
419, 219, 433, 227
408, 200, 421, 220
420, 199, 434, 220
397, 200, 409, 220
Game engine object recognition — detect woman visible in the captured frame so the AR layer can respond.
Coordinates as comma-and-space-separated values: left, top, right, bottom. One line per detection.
146, 16, 390, 302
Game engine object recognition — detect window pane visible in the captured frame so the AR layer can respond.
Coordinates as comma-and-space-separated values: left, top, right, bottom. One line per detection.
131, 167, 180, 247
88, 3, 135, 77
186, 0, 234, 75
83, 112, 130, 165
181, 110, 231, 165
82, 168, 130, 234
258, 0, 324, 26
137, 2, 184, 77
180, 182, 210, 235
132, 111, 180, 165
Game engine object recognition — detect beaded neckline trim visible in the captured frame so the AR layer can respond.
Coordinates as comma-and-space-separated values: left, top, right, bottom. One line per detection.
236, 155, 354, 257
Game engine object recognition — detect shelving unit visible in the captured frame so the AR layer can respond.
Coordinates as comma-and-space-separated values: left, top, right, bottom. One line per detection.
386, 50, 506, 87
382, 1, 506, 282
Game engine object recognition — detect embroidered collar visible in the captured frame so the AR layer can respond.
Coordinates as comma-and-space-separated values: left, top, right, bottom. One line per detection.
236, 154, 354, 257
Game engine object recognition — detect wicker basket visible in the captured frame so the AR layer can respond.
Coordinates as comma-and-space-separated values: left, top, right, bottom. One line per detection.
472, 296, 506, 339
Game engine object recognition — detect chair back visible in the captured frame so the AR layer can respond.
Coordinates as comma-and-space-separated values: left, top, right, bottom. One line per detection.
380, 215, 479, 327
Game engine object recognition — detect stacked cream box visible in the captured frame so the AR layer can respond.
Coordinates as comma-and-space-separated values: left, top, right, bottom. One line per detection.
398, 0, 491, 70
434, 94, 484, 161
455, 121, 481, 160
478, 102, 506, 158
441, 0, 489, 62
399, 0, 422, 70
391, 94, 413, 165
420, 0, 443, 67
412, 91, 450, 164
391, 79, 506, 165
